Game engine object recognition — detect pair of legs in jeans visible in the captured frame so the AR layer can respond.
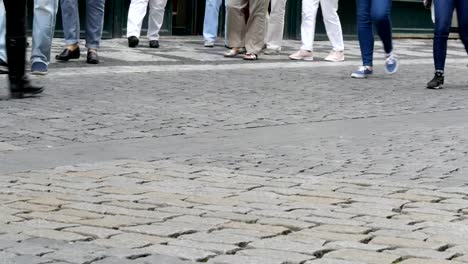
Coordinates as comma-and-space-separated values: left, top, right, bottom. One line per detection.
56, 0, 105, 64
289, 0, 345, 62
0, 0, 59, 74
2, 0, 43, 98
427, 0, 468, 89
352, 0, 399, 78
127, 0, 168, 48
203, 0, 225, 47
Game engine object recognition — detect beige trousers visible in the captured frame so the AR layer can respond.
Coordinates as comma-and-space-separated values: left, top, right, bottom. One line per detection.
226, 0, 269, 54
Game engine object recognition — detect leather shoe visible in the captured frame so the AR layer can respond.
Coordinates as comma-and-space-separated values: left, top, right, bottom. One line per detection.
56, 47, 80, 61
10, 76, 44, 99
128, 36, 139, 48
87, 49, 99, 64
149, 40, 159, 48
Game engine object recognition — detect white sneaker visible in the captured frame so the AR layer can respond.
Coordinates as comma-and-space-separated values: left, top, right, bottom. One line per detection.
204, 40, 215, 47
289, 49, 314, 61
324, 50, 345, 62
263, 48, 280, 55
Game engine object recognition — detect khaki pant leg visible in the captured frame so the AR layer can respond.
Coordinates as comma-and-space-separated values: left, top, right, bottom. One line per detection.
245, 0, 269, 54
226, 0, 248, 48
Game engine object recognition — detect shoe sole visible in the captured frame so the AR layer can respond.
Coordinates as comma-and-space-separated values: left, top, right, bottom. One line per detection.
427, 85, 443, 89
289, 57, 314, 61
31, 71, 48, 76
324, 58, 345, 62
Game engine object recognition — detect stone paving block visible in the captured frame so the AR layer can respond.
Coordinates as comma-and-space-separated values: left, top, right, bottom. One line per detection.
384, 248, 457, 260
294, 230, 370, 243
237, 248, 315, 263
300, 216, 366, 226
222, 221, 289, 234
43, 248, 107, 264
207, 254, 284, 264
324, 249, 402, 264
5, 243, 54, 256
248, 236, 325, 255
27, 197, 71, 207
90, 257, 140, 264
312, 225, 372, 234
215, 228, 277, 238
257, 217, 316, 230
169, 215, 231, 225
6, 202, 57, 212
179, 232, 255, 245
11, 219, 78, 230
399, 259, 463, 264
146, 244, 216, 261
304, 259, 367, 264
92, 233, 172, 248
56, 209, 106, 219
120, 223, 201, 237
136, 254, 196, 264
169, 239, 239, 254
370, 236, 447, 250
76, 215, 154, 228
392, 212, 460, 223
199, 211, 261, 223
324, 241, 390, 252
63, 225, 122, 239
388, 193, 441, 202
16, 211, 84, 223
2, 254, 51, 264
23, 229, 89, 242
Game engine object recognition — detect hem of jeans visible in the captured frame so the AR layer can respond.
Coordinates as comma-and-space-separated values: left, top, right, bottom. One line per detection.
65, 40, 80, 46
85, 45, 100, 49
30, 58, 49, 65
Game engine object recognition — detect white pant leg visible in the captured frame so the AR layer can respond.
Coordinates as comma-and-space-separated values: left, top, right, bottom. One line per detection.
320, 0, 344, 51
148, 0, 168, 40
300, 0, 320, 51
127, 0, 149, 38
265, 0, 287, 51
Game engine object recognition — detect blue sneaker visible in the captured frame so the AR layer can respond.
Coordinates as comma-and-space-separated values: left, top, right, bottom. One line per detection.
351, 66, 373, 78
385, 55, 399, 75
31, 61, 48, 75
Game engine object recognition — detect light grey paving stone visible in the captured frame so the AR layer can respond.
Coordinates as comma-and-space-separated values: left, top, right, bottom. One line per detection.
137, 254, 196, 264
304, 259, 367, 264
384, 248, 457, 260
62, 226, 122, 239
169, 239, 240, 254
237, 248, 315, 263
22, 229, 89, 242
207, 255, 284, 264
179, 232, 255, 245
323, 249, 402, 264
120, 223, 200, 237
145, 244, 216, 261
90, 257, 140, 264
42, 248, 107, 264
5, 243, 54, 256
92, 233, 172, 249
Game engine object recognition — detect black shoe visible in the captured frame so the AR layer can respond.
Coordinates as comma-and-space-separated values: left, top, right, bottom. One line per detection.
128, 36, 139, 48
149, 40, 160, 48
56, 47, 81, 61
427, 72, 444, 89
0, 58, 7, 74
87, 49, 99, 64
10, 76, 44, 99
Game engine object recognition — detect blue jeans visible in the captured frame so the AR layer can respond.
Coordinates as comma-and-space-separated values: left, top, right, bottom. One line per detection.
32, 0, 59, 64
0, 1, 6, 62
0, 0, 58, 64
203, 0, 224, 41
433, 0, 468, 71
356, 0, 393, 66
60, 0, 105, 49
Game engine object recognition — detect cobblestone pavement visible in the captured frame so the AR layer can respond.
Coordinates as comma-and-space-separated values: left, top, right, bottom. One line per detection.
1, 37, 468, 263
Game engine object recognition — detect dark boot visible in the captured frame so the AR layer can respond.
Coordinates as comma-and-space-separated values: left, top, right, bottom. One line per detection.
6, 36, 43, 99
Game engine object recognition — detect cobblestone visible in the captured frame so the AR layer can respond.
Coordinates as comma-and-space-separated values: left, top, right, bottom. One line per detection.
1, 37, 468, 263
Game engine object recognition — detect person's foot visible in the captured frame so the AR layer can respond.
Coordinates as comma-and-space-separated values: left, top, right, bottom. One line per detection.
0, 58, 8, 74
324, 50, 345, 62
385, 54, 399, 75
224, 47, 246, 57
351, 66, 373, 79
204, 40, 215, 48
427, 72, 444, 89
289, 49, 314, 61
128, 36, 139, 48
56, 46, 80, 61
31, 62, 48, 75
87, 49, 99, 64
263, 48, 280, 55
9, 76, 44, 99
149, 40, 160, 48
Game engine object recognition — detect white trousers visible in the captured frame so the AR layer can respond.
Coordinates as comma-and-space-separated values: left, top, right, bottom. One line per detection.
127, 0, 168, 40
301, 0, 344, 52
265, 0, 288, 51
